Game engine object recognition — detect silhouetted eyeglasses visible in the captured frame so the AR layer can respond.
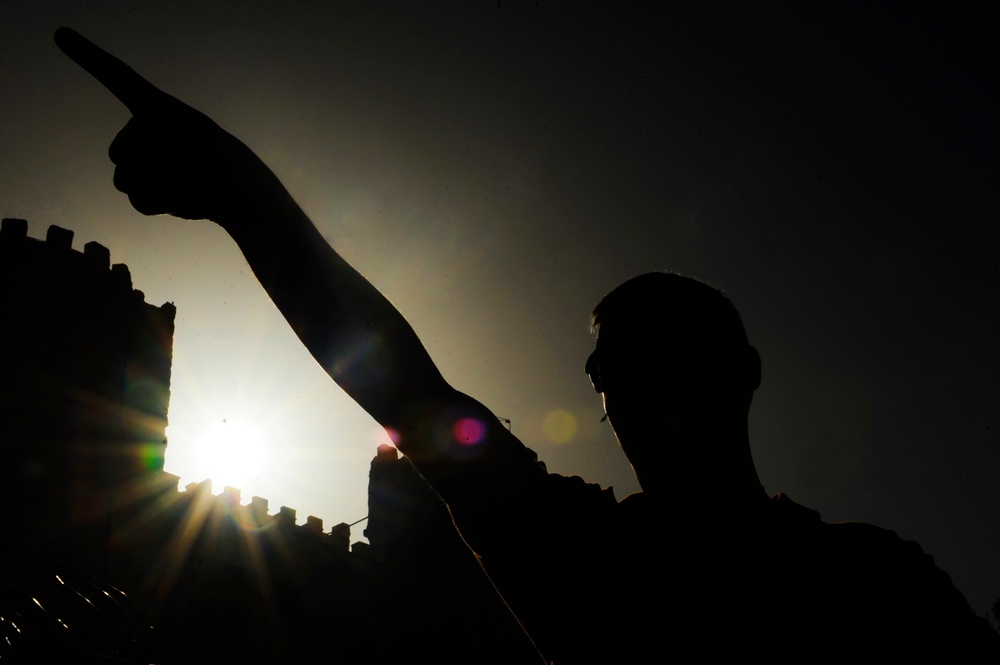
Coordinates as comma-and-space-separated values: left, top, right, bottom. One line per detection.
585, 350, 603, 393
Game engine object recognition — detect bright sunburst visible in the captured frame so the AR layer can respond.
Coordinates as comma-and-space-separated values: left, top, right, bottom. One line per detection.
196, 419, 266, 491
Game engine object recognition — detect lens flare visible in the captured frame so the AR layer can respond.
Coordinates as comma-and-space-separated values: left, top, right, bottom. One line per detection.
383, 427, 402, 446
452, 417, 486, 445
542, 409, 578, 444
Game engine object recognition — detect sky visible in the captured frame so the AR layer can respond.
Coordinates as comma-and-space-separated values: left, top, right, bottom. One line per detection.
1, 2, 998, 619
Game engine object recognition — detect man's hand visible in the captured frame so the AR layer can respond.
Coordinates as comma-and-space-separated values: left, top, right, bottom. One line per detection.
55, 27, 284, 225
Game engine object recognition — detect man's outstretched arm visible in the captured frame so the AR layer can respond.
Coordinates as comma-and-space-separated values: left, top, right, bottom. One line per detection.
53, 28, 534, 474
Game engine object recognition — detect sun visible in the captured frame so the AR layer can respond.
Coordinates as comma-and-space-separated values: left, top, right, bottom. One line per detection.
196, 418, 266, 491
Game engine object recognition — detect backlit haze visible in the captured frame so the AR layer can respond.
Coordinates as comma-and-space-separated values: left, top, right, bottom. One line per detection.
2, 2, 998, 618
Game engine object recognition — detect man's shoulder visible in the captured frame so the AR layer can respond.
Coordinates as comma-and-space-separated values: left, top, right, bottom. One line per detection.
765, 492, 1000, 655
534, 469, 621, 514
770, 494, 933, 566
765, 493, 939, 573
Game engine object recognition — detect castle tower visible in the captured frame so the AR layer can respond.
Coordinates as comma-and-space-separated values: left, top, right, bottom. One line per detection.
0, 218, 175, 551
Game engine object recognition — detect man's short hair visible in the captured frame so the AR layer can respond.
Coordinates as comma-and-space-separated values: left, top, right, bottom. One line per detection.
590, 272, 748, 349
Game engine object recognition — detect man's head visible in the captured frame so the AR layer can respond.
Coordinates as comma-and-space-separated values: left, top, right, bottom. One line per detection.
589, 272, 751, 385
587, 272, 761, 488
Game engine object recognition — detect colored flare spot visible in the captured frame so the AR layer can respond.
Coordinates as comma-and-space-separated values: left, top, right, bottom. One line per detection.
139, 443, 165, 471
453, 418, 486, 445
542, 409, 578, 444
383, 427, 402, 446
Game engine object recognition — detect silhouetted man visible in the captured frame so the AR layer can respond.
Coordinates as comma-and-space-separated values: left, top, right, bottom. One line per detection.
55, 28, 999, 662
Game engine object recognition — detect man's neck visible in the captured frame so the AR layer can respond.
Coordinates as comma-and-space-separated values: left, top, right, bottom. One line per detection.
633, 433, 765, 519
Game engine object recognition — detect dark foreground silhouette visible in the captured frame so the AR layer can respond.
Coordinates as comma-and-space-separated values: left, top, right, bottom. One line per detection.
55, 27, 1000, 662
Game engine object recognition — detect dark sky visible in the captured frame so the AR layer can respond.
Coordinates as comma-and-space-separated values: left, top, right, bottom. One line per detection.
2, 2, 998, 619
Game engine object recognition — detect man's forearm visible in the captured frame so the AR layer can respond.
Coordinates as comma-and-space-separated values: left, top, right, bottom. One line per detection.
222, 191, 450, 428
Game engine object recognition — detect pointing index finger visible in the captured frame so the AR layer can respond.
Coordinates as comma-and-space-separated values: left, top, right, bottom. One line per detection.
55, 27, 167, 115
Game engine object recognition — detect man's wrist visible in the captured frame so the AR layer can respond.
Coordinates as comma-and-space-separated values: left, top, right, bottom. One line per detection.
213, 174, 301, 236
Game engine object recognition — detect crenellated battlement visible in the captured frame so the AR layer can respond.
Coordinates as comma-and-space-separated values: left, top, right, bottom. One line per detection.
0, 218, 172, 307
176, 478, 354, 550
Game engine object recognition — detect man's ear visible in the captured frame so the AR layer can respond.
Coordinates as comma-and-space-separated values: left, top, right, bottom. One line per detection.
745, 345, 761, 391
